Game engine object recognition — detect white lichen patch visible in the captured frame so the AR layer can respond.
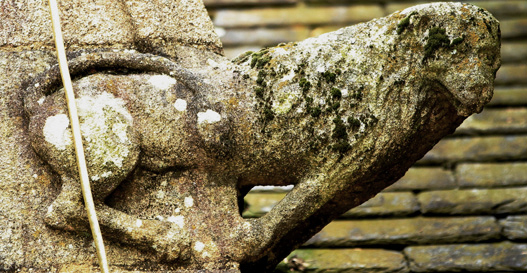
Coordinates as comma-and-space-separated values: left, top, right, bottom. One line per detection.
184, 196, 194, 208
194, 241, 205, 252
279, 69, 296, 83
272, 92, 298, 115
135, 219, 142, 228
112, 123, 129, 143
167, 215, 185, 229
156, 190, 165, 199
43, 114, 72, 151
174, 99, 187, 112
341, 89, 349, 98
272, 47, 288, 56
75, 92, 133, 169
37, 96, 45, 105
207, 58, 219, 68
147, 75, 177, 90
197, 109, 221, 124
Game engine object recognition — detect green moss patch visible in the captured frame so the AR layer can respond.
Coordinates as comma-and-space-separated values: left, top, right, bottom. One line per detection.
322, 71, 337, 83
424, 27, 450, 61
397, 12, 417, 35
299, 78, 311, 93
450, 36, 464, 46
331, 88, 342, 100
250, 49, 271, 69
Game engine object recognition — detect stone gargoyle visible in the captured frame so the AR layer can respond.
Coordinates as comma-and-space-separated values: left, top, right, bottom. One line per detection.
6, 1, 500, 272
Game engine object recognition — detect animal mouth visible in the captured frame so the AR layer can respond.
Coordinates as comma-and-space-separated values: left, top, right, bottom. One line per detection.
431, 79, 491, 117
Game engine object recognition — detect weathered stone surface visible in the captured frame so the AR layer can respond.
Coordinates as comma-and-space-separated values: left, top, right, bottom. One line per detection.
0, 2, 501, 272
219, 27, 310, 46
341, 192, 419, 218
386, 167, 456, 191
405, 242, 527, 272
495, 64, 527, 85
213, 5, 384, 27
489, 87, 527, 106
455, 108, 527, 135
421, 136, 527, 164
0, 0, 222, 54
456, 162, 527, 188
500, 215, 527, 240
305, 217, 500, 247
276, 249, 409, 273
419, 187, 527, 215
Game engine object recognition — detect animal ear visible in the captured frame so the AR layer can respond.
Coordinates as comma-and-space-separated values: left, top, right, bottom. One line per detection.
23, 51, 207, 117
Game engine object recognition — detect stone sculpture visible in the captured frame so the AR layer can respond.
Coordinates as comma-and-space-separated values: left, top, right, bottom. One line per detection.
0, 1, 500, 272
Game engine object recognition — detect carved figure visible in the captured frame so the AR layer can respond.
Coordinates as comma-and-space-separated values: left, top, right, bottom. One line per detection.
13, 1, 500, 271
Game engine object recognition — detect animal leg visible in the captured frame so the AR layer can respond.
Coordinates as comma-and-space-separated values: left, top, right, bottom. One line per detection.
45, 176, 87, 232
93, 204, 192, 262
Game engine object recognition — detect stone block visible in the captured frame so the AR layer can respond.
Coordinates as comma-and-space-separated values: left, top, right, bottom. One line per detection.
421, 135, 527, 164
501, 42, 527, 64
276, 248, 408, 273
213, 5, 384, 27
405, 242, 527, 272
342, 192, 419, 218
304, 216, 500, 247
242, 192, 286, 217
418, 187, 527, 215
219, 27, 310, 46
386, 167, 456, 191
456, 162, 527, 188
389, 3, 527, 27
500, 215, 527, 240
388, 1, 527, 21
501, 18, 527, 39
488, 87, 527, 106
204, 0, 297, 7
244, 192, 419, 218
468, 0, 527, 19
496, 64, 527, 85
455, 108, 527, 135
224, 46, 263, 59
309, 26, 343, 38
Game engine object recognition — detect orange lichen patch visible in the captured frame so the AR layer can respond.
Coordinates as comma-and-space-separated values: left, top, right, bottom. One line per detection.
465, 31, 481, 47
59, 263, 93, 273
36, 173, 54, 186
32, 230, 41, 239
227, 97, 239, 108
460, 5, 471, 15
277, 80, 291, 90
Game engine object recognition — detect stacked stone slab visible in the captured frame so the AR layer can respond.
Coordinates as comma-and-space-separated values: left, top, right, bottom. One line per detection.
206, 0, 527, 272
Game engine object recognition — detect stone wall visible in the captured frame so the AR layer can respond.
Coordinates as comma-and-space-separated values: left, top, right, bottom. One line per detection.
205, 0, 527, 272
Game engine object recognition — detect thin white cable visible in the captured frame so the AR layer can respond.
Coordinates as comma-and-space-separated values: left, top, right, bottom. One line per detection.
47, 1, 110, 272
